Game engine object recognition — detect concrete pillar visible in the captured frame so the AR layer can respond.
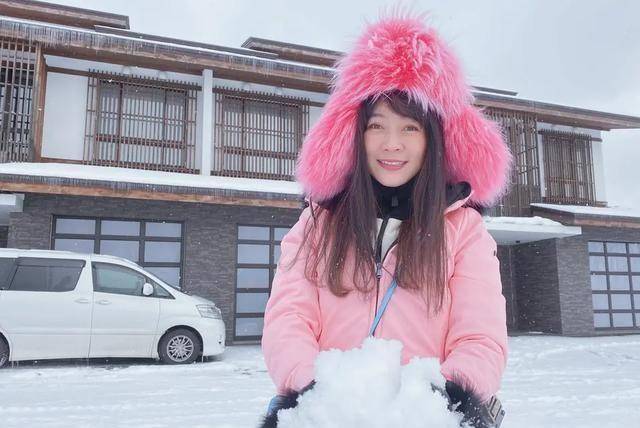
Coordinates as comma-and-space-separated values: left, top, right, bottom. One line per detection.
200, 69, 213, 176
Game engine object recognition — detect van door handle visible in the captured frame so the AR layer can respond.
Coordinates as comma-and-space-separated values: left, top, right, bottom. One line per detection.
96, 300, 111, 305
74, 298, 90, 304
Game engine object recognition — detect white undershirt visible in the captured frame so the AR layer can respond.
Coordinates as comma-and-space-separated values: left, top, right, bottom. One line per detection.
374, 217, 403, 261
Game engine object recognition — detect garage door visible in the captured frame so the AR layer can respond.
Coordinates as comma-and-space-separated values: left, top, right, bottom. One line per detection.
589, 240, 640, 329
52, 216, 183, 289
235, 224, 291, 341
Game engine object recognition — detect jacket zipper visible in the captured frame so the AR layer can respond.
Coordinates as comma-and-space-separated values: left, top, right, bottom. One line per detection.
373, 194, 401, 336
373, 216, 401, 336
374, 215, 390, 320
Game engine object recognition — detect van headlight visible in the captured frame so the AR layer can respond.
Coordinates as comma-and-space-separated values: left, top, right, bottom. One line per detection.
197, 304, 222, 319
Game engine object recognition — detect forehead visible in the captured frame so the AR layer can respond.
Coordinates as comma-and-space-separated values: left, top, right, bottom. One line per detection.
370, 100, 416, 121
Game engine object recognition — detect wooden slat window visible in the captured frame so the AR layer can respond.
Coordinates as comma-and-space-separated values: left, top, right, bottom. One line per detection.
84, 71, 198, 173
0, 38, 36, 163
213, 87, 309, 181
485, 108, 541, 217
541, 129, 596, 205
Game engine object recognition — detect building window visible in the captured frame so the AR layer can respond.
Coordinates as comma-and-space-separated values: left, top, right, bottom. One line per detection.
485, 108, 541, 217
52, 216, 183, 289
234, 224, 291, 341
541, 130, 596, 205
0, 38, 36, 162
213, 87, 309, 181
589, 240, 640, 329
83, 71, 198, 173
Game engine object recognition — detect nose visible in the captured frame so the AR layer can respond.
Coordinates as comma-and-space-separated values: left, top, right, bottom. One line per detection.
381, 132, 403, 152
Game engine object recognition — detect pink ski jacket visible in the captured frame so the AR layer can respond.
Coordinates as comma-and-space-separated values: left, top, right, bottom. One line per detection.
262, 190, 507, 402
262, 14, 512, 403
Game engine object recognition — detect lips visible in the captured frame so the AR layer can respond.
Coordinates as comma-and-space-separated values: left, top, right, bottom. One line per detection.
377, 160, 407, 171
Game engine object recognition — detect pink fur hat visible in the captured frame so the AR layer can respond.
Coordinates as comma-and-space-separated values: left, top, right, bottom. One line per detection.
295, 14, 513, 206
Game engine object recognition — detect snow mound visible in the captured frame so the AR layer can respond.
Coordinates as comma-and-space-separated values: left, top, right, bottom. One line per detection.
278, 338, 463, 428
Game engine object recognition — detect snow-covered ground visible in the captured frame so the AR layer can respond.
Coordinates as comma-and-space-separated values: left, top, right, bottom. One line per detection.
1, 334, 638, 428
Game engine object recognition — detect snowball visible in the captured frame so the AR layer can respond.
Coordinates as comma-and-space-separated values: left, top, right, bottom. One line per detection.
277, 337, 463, 428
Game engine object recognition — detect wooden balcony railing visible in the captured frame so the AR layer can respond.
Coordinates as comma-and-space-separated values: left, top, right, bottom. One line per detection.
83, 71, 199, 173
0, 38, 37, 163
540, 129, 596, 205
484, 108, 599, 215
484, 108, 542, 217
212, 87, 309, 181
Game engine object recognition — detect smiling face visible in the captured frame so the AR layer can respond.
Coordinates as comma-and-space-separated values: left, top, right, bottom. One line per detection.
364, 100, 428, 187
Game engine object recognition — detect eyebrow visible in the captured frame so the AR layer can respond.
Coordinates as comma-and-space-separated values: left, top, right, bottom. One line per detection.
368, 113, 422, 127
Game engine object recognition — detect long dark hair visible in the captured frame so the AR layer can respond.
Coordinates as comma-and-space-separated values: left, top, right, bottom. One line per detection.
292, 90, 449, 315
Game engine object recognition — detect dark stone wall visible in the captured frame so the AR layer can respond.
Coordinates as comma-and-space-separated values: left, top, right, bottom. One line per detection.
497, 245, 518, 331
0, 225, 8, 247
513, 238, 563, 334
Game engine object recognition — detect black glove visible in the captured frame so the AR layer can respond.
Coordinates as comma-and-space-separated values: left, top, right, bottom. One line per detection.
433, 380, 504, 428
259, 381, 315, 428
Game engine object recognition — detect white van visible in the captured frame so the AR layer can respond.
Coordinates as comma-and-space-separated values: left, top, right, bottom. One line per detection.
0, 249, 225, 367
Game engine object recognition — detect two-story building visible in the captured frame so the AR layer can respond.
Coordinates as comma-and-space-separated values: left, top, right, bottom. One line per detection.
0, 0, 639, 343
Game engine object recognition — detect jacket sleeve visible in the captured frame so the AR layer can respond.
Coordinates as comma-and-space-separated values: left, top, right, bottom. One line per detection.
440, 207, 508, 402
262, 206, 321, 394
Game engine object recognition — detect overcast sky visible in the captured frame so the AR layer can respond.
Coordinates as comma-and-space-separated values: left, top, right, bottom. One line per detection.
51, 0, 640, 208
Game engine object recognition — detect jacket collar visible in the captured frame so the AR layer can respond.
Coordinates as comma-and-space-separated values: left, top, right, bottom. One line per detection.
444, 181, 473, 215
371, 175, 416, 220
371, 177, 473, 220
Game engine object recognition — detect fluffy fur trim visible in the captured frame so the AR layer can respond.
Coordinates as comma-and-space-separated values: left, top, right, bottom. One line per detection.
295, 13, 513, 206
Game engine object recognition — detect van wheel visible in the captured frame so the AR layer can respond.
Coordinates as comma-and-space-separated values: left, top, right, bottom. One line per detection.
0, 338, 8, 368
158, 329, 201, 364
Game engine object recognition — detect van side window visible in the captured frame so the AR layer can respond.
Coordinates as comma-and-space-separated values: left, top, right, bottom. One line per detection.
152, 281, 173, 299
8, 258, 85, 292
0, 257, 16, 289
93, 263, 146, 296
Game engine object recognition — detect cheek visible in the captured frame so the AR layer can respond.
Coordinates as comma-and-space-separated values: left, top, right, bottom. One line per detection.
420, 144, 427, 162
363, 138, 378, 164
412, 139, 427, 163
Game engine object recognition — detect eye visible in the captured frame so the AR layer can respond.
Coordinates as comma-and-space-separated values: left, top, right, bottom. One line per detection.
367, 123, 382, 130
404, 124, 421, 132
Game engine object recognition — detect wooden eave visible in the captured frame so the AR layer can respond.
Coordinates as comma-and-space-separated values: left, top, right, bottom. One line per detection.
476, 93, 640, 131
94, 26, 279, 60
0, 17, 333, 92
241, 36, 342, 67
531, 206, 640, 229
0, 174, 304, 209
0, 0, 129, 30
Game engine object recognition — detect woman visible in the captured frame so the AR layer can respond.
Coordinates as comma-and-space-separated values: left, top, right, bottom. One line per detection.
260, 13, 512, 428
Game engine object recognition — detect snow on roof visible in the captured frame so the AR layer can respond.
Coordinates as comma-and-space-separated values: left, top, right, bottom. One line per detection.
531, 203, 640, 219
0, 162, 303, 196
482, 215, 581, 245
483, 215, 563, 227
0, 16, 335, 73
